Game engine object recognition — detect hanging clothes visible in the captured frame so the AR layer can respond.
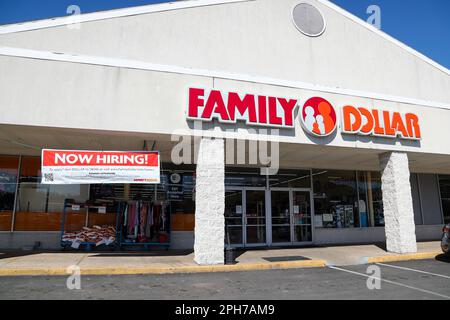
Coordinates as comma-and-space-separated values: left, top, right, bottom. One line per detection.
139, 202, 148, 236
153, 205, 161, 232
127, 201, 139, 236
120, 201, 169, 244
123, 205, 128, 227
160, 204, 166, 231
145, 205, 153, 238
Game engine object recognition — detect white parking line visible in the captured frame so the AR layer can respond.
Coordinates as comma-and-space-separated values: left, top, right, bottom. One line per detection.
376, 263, 450, 280
328, 266, 450, 300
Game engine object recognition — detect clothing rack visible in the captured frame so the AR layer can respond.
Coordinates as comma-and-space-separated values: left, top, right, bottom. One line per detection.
118, 200, 171, 249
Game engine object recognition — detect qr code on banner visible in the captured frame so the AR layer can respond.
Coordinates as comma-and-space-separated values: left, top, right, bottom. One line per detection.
44, 173, 54, 182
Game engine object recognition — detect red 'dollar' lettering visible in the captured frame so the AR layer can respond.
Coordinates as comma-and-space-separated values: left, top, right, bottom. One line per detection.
405, 113, 421, 139
358, 107, 374, 134
391, 112, 409, 138
383, 111, 396, 137
341, 106, 421, 140
342, 105, 361, 132
187, 87, 297, 127
371, 110, 385, 135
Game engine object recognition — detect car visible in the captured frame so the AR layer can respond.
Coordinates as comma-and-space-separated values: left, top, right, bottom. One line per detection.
441, 223, 450, 255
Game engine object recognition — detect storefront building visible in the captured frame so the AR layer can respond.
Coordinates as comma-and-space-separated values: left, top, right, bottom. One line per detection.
0, 0, 449, 264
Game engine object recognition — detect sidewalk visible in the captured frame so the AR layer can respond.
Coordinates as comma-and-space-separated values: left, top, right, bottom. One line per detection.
0, 241, 442, 276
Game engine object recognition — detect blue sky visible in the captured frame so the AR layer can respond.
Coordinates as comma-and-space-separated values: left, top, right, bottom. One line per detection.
0, 0, 448, 69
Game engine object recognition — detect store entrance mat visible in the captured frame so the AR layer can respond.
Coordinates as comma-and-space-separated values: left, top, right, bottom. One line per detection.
263, 256, 310, 262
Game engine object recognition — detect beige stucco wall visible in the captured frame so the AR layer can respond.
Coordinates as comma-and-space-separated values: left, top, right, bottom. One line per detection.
0, 55, 449, 159
0, 0, 448, 103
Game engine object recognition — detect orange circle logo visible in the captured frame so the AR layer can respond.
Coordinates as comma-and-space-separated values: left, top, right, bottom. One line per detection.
300, 97, 337, 137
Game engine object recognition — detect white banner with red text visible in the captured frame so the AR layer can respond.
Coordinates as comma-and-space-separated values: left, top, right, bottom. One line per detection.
41, 149, 160, 185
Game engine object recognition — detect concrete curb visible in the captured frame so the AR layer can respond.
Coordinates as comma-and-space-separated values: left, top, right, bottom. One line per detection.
0, 259, 327, 276
366, 251, 441, 264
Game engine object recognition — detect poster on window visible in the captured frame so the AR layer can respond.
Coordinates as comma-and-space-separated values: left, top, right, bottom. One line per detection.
41, 149, 160, 185
167, 173, 184, 201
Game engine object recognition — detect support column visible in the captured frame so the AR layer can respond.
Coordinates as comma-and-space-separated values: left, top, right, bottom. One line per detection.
379, 152, 417, 253
194, 138, 225, 265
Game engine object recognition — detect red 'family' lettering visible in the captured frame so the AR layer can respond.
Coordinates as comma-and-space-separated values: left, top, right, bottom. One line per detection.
187, 88, 298, 127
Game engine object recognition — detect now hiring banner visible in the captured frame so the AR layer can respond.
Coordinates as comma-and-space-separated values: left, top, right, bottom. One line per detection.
41, 149, 160, 185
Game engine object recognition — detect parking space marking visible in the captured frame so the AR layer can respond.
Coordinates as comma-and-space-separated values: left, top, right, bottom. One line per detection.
376, 263, 450, 280
328, 266, 450, 299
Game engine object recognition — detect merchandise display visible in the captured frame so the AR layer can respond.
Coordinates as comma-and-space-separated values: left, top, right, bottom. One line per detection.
60, 200, 121, 250
119, 200, 170, 246
62, 225, 116, 248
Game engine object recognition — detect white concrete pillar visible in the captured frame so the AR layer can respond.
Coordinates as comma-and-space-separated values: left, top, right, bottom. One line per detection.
379, 152, 417, 253
194, 138, 225, 265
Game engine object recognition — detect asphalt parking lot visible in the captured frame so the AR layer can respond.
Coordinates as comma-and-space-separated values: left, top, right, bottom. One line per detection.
0, 257, 449, 300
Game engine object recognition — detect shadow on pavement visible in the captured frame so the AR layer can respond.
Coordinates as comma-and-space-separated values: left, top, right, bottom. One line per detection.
374, 243, 387, 251
0, 249, 194, 259
90, 250, 193, 257
0, 251, 39, 260
263, 256, 310, 262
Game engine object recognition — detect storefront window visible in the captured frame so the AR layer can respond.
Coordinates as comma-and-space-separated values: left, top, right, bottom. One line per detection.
439, 175, 450, 224
368, 172, 384, 227
161, 165, 196, 232
268, 169, 311, 188
225, 189, 244, 245
15, 156, 89, 231
357, 171, 369, 227
312, 170, 359, 228
13, 158, 196, 232
356, 171, 384, 228
225, 167, 266, 188
0, 156, 19, 231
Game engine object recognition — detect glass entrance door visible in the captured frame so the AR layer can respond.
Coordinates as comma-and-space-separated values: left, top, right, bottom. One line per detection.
292, 190, 312, 243
226, 188, 312, 247
271, 191, 291, 243
245, 190, 266, 245
225, 190, 244, 246
225, 188, 267, 247
271, 189, 313, 244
